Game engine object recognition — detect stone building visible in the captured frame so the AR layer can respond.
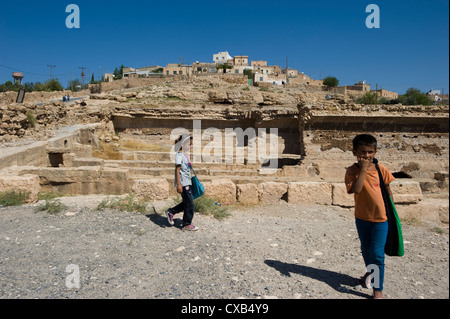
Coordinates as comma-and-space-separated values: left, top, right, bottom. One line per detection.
163, 63, 193, 76
192, 62, 217, 74
372, 89, 399, 100
251, 60, 267, 68
233, 55, 249, 66
213, 51, 233, 64
287, 72, 324, 87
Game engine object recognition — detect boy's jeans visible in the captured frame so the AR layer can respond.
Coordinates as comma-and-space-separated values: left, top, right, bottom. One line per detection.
169, 185, 194, 227
355, 218, 388, 291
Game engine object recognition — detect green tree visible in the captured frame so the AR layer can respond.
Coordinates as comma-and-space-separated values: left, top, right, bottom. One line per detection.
356, 92, 378, 104
113, 65, 125, 80
66, 79, 84, 92
243, 69, 253, 79
23, 82, 35, 92
217, 64, 233, 73
323, 76, 339, 87
33, 82, 45, 91
44, 79, 63, 91
152, 67, 163, 73
399, 87, 432, 105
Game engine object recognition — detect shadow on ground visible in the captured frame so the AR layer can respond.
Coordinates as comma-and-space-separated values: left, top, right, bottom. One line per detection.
146, 211, 183, 229
264, 259, 372, 298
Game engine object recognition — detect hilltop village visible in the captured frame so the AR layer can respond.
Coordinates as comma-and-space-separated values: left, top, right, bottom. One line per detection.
106, 50, 399, 101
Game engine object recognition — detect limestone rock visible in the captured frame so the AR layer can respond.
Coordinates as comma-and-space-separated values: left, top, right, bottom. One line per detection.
202, 179, 236, 204
132, 178, 169, 201
236, 183, 259, 205
0, 174, 41, 203
331, 183, 354, 207
390, 180, 423, 204
287, 182, 332, 205
258, 182, 287, 204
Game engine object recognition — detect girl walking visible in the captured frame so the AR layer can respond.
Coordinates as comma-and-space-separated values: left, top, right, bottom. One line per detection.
165, 135, 198, 231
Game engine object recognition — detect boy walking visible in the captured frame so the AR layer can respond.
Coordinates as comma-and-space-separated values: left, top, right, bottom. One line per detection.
345, 134, 395, 299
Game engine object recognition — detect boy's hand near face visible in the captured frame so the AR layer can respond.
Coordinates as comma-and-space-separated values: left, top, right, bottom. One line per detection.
357, 156, 372, 171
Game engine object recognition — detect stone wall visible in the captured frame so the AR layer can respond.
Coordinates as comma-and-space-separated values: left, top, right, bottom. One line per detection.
297, 102, 449, 193
0, 90, 88, 106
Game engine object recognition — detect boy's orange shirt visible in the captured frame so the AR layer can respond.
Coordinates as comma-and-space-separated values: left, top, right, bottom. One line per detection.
345, 163, 395, 222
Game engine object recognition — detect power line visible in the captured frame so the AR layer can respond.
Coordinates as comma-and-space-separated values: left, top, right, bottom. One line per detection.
0, 63, 72, 80
47, 64, 56, 80
0, 63, 49, 77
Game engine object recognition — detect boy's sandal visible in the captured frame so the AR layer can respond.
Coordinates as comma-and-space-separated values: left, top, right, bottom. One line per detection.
359, 274, 371, 289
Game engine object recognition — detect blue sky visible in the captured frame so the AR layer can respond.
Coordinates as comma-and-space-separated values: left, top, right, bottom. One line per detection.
0, 0, 448, 95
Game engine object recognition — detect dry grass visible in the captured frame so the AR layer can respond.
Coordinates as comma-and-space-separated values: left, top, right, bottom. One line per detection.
121, 139, 169, 152
92, 136, 170, 160
92, 142, 122, 160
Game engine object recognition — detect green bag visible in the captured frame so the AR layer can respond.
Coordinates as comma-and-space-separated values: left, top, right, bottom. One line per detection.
374, 158, 405, 257
387, 195, 404, 256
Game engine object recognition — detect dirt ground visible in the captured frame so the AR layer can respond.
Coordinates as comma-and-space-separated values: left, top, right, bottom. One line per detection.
0, 195, 448, 300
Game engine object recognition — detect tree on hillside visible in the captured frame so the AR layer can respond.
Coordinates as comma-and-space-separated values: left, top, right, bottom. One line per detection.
66, 79, 85, 92
216, 64, 233, 74
243, 69, 253, 79
113, 65, 126, 80
323, 76, 339, 87
44, 79, 64, 91
0, 79, 63, 92
399, 87, 432, 105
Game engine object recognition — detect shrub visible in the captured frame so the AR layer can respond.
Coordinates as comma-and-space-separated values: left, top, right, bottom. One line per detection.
97, 194, 148, 214
194, 195, 231, 220
356, 92, 378, 104
0, 190, 30, 206
35, 199, 67, 214
399, 88, 432, 105
38, 191, 65, 201
26, 110, 36, 128
323, 76, 339, 87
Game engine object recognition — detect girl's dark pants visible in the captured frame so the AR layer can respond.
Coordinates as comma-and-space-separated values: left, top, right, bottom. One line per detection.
168, 186, 194, 227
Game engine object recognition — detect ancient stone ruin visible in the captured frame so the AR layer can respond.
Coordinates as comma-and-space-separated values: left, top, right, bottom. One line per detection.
1, 75, 448, 225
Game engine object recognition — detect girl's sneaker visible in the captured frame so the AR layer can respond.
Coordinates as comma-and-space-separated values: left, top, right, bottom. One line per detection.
182, 224, 198, 231
166, 210, 174, 226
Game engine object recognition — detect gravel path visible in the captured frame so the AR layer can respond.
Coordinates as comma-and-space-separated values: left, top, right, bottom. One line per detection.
0, 196, 448, 300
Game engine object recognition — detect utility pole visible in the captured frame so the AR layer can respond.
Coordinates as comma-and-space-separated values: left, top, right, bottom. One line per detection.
47, 64, 56, 80
79, 67, 86, 88
375, 83, 378, 104
285, 56, 288, 85
70, 70, 73, 91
